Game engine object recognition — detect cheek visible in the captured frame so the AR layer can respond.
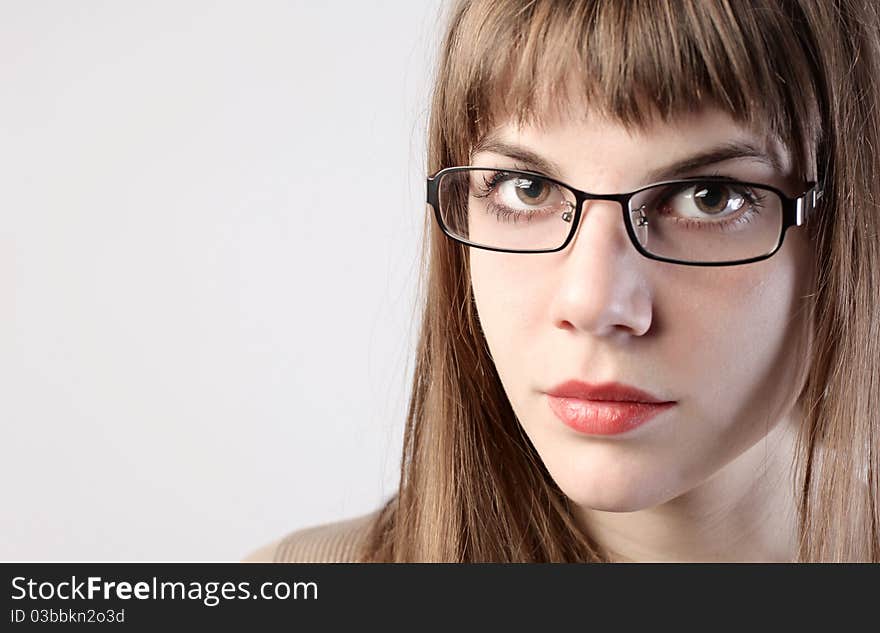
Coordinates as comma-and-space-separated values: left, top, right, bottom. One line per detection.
654, 233, 815, 488
469, 251, 551, 410
470, 251, 547, 336
662, 240, 812, 412
662, 270, 786, 388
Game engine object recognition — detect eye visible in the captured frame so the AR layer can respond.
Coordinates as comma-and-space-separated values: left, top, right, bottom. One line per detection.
508, 177, 551, 205
666, 183, 748, 218
495, 175, 564, 209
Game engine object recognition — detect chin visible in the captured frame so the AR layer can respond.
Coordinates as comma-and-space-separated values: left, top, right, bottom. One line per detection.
547, 458, 683, 513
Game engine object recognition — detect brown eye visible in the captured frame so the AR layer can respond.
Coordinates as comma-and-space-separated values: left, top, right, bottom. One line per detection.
513, 178, 551, 205
655, 182, 748, 220
693, 185, 735, 215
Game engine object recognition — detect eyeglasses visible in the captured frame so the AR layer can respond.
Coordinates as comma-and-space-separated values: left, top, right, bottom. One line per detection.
426, 166, 823, 266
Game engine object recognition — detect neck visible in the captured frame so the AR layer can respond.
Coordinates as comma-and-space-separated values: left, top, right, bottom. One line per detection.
574, 413, 801, 563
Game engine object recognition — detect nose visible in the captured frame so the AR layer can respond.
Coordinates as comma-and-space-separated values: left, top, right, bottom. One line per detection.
548, 199, 654, 338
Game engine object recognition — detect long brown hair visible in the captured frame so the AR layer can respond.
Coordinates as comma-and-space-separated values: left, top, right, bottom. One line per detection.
361, 0, 880, 562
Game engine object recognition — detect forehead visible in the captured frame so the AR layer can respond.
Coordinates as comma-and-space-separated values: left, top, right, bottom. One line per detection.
471, 106, 793, 188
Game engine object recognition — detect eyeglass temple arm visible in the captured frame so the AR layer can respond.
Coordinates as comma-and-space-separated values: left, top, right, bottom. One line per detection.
795, 185, 823, 226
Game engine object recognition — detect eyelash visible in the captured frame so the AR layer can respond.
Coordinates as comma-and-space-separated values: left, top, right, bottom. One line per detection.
650, 172, 766, 232
474, 164, 554, 224
473, 167, 766, 230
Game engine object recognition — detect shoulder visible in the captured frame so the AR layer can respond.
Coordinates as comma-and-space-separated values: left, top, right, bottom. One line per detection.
241, 508, 382, 563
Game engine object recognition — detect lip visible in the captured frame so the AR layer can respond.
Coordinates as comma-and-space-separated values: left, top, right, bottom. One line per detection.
545, 380, 676, 436
546, 380, 671, 404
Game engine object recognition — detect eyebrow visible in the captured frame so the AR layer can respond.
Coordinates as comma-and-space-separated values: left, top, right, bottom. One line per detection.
470, 137, 785, 184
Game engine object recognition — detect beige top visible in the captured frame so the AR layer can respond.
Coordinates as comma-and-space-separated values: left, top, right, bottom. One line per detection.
241, 508, 381, 563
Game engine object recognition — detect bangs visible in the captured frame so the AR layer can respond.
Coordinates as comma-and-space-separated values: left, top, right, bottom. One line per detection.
436, 0, 823, 178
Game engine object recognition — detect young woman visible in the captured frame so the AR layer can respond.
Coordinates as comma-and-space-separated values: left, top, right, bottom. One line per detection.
245, 0, 880, 562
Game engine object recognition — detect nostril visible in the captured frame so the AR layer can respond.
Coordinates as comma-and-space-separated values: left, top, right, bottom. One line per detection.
556, 319, 576, 331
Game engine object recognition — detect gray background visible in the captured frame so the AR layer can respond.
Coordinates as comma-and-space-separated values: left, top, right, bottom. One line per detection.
1, 0, 444, 560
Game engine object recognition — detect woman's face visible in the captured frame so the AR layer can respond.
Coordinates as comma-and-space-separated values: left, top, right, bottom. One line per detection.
469, 106, 815, 513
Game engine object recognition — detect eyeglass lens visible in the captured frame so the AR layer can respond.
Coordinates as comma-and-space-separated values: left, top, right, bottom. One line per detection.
437, 168, 784, 263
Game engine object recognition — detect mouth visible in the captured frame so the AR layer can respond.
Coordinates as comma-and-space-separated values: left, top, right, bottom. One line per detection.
546, 396, 676, 436
544, 380, 676, 436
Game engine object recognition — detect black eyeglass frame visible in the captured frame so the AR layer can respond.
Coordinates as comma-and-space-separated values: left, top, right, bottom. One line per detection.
426, 166, 823, 267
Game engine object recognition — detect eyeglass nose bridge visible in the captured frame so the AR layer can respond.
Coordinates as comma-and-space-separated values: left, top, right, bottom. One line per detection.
561, 192, 645, 254
566, 191, 639, 228
561, 199, 642, 235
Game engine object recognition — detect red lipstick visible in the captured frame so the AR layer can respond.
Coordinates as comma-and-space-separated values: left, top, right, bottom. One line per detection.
545, 380, 676, 436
